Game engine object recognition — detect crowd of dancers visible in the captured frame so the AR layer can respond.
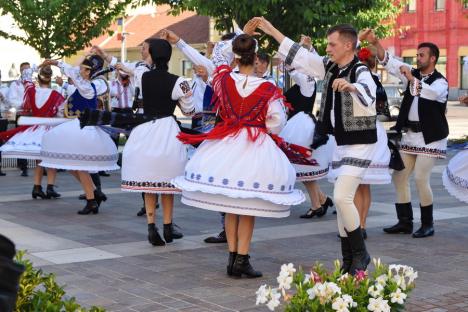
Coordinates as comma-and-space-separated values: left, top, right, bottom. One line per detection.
0, 17, 467, 278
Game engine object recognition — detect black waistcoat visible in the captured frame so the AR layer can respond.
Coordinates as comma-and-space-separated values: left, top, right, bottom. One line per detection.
284, 83, 317, 120
317, 57, 377, 146
141, 69, 179, 118
395, 69, 448, 144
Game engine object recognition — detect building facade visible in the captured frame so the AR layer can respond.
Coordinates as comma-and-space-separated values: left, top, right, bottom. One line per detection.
380, 0, 468, 97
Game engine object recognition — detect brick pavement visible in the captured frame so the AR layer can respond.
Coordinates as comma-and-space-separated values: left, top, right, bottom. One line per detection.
1, 150, 468, 311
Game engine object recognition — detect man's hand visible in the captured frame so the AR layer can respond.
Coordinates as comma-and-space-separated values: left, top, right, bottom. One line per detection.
359, 28, 378, 45
459, 95, 468, 105
332, 78, 357, 92
243, 17, 261, 36
41, 59, 58, 67
257, 17, 276, 36
193, 65, 209, 82
400, 66, 414, 82
160, 29, 180, 44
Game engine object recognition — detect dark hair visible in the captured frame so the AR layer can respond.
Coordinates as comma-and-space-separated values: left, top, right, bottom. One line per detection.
326, 24, 358, 50
418, 42, 440, 63
256, 52, 270, 65
149, 39, 172, 71
37, 65, 53, 85
20, 62, 30, 71
232, 34, 256, 66
221, 32, 236, 41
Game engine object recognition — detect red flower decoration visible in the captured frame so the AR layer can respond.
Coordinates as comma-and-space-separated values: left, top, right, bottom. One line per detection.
358, 48, 372, 62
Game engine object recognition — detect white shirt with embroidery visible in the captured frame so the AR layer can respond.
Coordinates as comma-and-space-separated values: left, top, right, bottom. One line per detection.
110, 57, 150, 100
109, 79, 134, 109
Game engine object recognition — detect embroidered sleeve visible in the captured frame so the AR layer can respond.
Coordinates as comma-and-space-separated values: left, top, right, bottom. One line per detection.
278, 37, 326, 79
211, 37, 237, 68
176, 39, 215, 75
289, 70, 316, 97
351, 67, 376, 108
378, 50, 411, 87
419, 77, 448, 102
6, 81, 24, 108
173, 77, 195, 116
58, 61, 96, 99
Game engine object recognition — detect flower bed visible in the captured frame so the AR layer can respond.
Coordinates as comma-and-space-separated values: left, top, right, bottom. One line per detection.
256, 259, 417, 312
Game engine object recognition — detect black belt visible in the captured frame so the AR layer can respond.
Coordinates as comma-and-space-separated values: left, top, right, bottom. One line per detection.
405, 121, 422, 133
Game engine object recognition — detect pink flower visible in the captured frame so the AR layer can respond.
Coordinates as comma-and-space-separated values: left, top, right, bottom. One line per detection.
354, 270, 367, 282
312, 271, 322, 283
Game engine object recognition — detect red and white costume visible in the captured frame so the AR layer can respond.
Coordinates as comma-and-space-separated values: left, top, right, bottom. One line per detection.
173, 38, 305, 218
0, 69, 64, 159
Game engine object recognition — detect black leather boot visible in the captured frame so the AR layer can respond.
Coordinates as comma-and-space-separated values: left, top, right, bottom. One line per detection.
339, 236, 353, 274
46, 184, 61, 199
163, 223, 183, 243
346, 227, 371, 275
383, 203, 413, 234
227, 251, 237, 276
77, 199, 99, 215
204, 230, 227, 243
0, 235, 25, 312
231, 254, 262, 278
413, 204, 434, 238
300, 207, 324, 219
32, 185, 47, 199
148, 223, 165, 246
94, 189, 107, 206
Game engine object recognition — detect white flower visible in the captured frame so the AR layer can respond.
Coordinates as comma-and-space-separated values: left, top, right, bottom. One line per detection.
390, 288, 407, 305
342, 294, 357, 308
277, 273, 293, 290
338, 273, 351, 281
280, 263, 296, 276
392, 274, 407, 290
375, 274, 388, 286
332, 297, 349, 312
368, 284, 384, 298
255, 284, 269, 305
304, 273, 311, 283
266, 289, 281, 311
307, 282, 341, 304
368, 297, 391, 312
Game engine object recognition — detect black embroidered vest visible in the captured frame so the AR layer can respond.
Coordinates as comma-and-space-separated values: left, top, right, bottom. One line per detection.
396, 69, 448, 144
141, 69, 179, 118
317, 57, 377, 146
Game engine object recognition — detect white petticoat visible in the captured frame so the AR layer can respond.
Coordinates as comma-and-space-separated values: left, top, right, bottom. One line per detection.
442, 149, 468, 203
400, 130, 447, 159
173, 128, 305, 218
0, 125, 51, 160
279, 112, 332, 181
40, 119, 119, 171
328, 121, 391, 185
121, 117, 187, 194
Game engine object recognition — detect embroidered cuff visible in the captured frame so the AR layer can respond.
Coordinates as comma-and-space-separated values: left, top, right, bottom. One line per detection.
410, 78, 421, 96
377, 50, 390, 66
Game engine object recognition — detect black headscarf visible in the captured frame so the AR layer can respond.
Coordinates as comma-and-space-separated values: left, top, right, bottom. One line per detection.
82, 55, 104, 77
148, 39, 172, 71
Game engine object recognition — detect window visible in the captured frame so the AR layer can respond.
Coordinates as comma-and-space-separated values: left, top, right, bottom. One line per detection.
435, 56, 447, 77
464, 2, 468, 9
403, 57, 416, 66
435, 0, 445, 11
461, 56, 468, 90
406, 0, 416, 12
181, 60, 193, 77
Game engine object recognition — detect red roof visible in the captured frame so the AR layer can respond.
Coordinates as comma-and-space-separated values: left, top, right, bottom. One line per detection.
90, 5, 209, 50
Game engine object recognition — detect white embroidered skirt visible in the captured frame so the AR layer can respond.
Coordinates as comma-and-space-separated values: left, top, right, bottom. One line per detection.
121, 117, 187, 194
173, 129, 305, 218
40, 119, 119, 171
1, 125, 51, 160
279, 112, 332, 181
442, 149, 468, 203
328, 121, 391, 185
400, 130, 447, 159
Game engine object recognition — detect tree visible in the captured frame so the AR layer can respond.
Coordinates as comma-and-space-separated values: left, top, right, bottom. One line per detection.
0, 0, 132, 59
140, 0, 403, 54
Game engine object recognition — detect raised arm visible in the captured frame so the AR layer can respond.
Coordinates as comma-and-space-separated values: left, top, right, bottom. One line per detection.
259, 18, 326, 79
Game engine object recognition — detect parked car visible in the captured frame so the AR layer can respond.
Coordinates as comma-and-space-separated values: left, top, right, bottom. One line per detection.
383, 84, 405, 121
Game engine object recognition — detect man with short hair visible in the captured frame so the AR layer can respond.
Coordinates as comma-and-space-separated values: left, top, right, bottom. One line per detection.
261, 20, 378, 274
255, 52, 276, 85
362, 29, 449, 238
